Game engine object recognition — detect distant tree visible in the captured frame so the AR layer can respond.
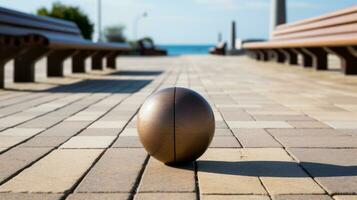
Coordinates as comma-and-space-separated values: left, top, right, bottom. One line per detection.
37, 2, 94, 40
104, 25, 126, 43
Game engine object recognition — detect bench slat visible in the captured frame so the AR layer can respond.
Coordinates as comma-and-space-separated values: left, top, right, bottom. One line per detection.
244, 33, 357, 49
272, 23, 357, 41
276, 6, 357, 30
273, 12, 357, 37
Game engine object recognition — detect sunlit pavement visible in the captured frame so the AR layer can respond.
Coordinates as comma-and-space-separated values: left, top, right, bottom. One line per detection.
0, 55, 357, 200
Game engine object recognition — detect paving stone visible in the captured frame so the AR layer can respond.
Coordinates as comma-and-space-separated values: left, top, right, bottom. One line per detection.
211, 135, 241, 147
20, 136, 69, 147
324, 121, 357, 129
0, 136, 29, 148
0, 149, 103, 193
214, 129, 232, 136
201, 195, 270, 200
276, 135, 357, 148
77, 148, 146, 192
60, 136, 116, 149
120, 128, 139, 136
215, 121, 228, 129
112, 136, 143, 148
66, 193, 129, 200
232, 129, 281, 148
272, 195, 333, 200
0, 193, 62, 200
135, 193, 196, 200
0, 128, 44, 136
65, 111, 103, 121
198, 148, 323, 195
220, 111, 254, 121
198, 149, 267, 195
40, 121, 91, 137
287, 121, 331, 128
267, 129, 349, 137
0, 147, 52, 183
253, 115, 315, 121
227, 121, 293, 129
0, 116, 32, 127
17, 116, 67, 129
88, 121, 127, 129
79, 128, 120, 136
289, 148, 357, 195
333, 196, 357, 200
139, 158, 195, 192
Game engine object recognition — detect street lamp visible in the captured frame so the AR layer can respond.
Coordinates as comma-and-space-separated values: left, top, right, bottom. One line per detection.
133, 12, 148, 40
97, 0, 102, 42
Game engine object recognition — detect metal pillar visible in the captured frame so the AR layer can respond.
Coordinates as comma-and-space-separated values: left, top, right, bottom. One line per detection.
271, 0, 286, 38
231, 21, 236, 50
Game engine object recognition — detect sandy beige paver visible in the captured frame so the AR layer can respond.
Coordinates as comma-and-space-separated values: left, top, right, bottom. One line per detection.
273, 195, 333, 200
0, 128, 44, 136
0, 136, 31, 148
139, 158, 195, 192
333, 196, 357, 200
0, 149, 102, 193
201, 195, 270, 200
0, 193, 62, 200
66, 193, 129, 200
288, 148, 357, 195
232, 129, 281, 147
1, 56, 357, 199
135, 193, 196, 200
226, 121, 293, 129
88, 121, 127, 129
77, 148, 147, 192
60, 136, 116, 148
198, 148, 324, 195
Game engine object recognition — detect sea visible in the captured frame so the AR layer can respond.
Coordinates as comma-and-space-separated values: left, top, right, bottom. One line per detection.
158, 44, 214, 56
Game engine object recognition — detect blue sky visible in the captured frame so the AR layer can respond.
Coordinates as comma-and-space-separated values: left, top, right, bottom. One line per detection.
0, 0, 356, 44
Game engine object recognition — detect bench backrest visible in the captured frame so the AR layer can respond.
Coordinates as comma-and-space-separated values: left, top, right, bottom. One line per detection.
0, 6, 83, 45
272, 6, 357, 41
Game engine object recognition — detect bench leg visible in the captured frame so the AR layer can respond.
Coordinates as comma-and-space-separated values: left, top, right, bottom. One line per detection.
0, 48, 24, 88
302, 48, 328, 70
106, 52, 120, 69
256, 50, 269, 61
14, 48, 49, 82
72, 51, 90, 73
292, 48, 312, 68
268, 50, 275, 61
47, 50, 77, 77
259, 50, 269, 61
325, 46, 357, 75
92, 51, 109, 70
271, 49, 286, 63
279, 49, 298, 65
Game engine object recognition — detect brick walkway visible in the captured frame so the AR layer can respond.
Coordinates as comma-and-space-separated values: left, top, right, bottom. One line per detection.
0, 56, 357, 200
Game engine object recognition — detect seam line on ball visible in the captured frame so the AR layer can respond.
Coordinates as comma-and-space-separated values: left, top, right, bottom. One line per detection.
173, 87, 177, 163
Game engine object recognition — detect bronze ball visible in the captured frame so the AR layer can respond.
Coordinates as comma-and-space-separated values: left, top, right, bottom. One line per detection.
137, 87, 215, 165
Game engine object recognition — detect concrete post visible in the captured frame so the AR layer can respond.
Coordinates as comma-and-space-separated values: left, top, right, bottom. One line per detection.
270, 0, 286, 38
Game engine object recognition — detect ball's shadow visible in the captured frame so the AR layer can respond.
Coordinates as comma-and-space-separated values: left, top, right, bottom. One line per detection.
173, 161, 357, 177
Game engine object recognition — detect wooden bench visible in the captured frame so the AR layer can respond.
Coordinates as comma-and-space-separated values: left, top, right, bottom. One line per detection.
243, 6, 357, 75
0, 6, 131, 88
209, 42, 227, 55
137, 39, 167, 56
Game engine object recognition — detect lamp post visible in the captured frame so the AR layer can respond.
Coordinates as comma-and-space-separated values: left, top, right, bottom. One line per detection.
133, 12, 148, 40
97, 0, 102, 41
